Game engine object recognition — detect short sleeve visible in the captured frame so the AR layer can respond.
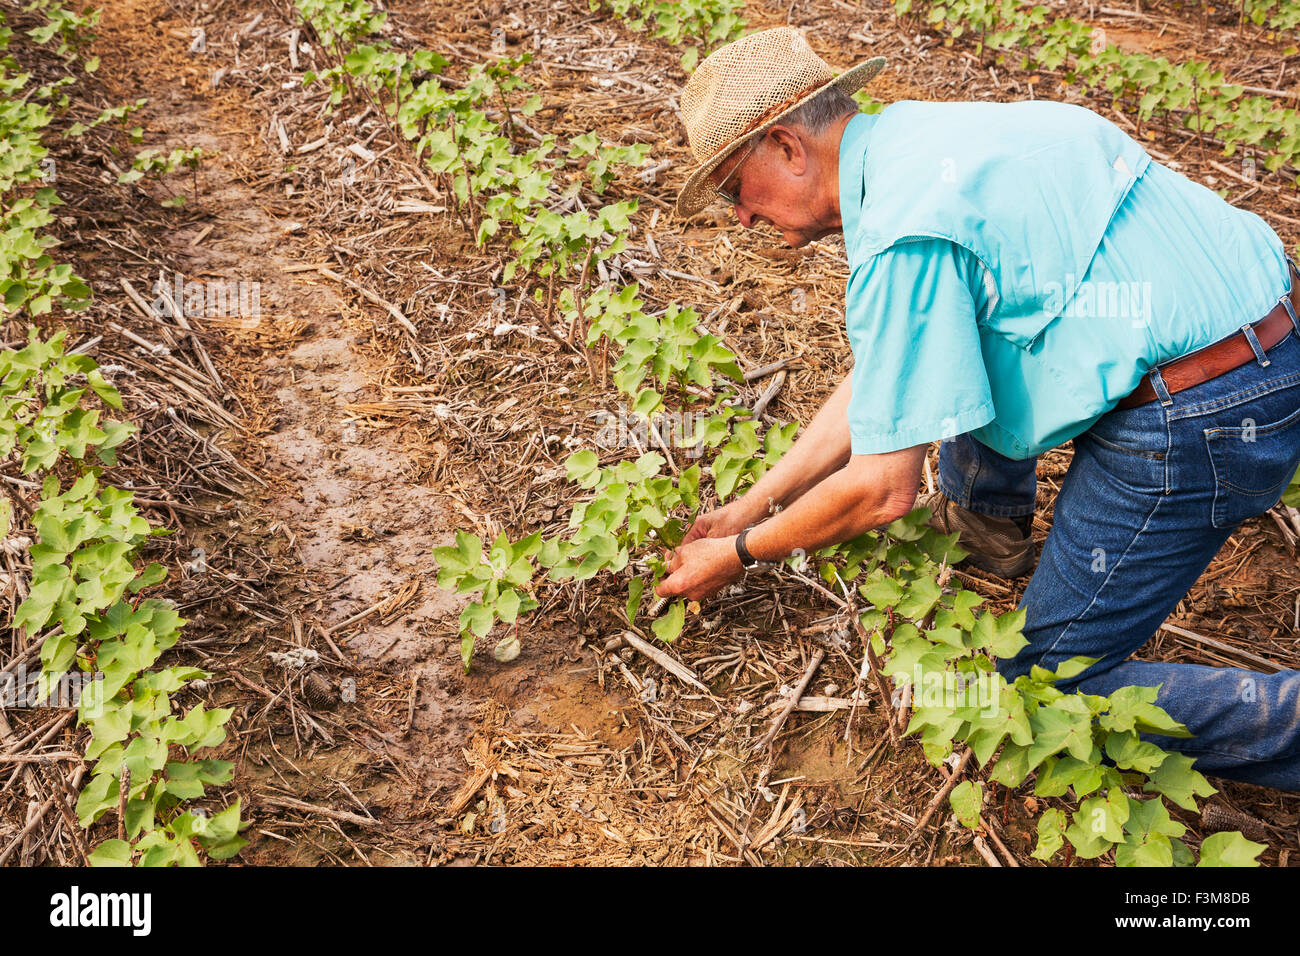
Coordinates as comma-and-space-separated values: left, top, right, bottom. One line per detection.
845, 239, 996, 455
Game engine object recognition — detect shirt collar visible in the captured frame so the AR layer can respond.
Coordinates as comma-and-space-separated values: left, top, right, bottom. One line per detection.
837, 111, 877, 248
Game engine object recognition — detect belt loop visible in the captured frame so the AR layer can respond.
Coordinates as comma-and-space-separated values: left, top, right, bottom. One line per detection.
1241, 322, 1271, 367
1284, 294, 1300, 335
1149, 366, 1174, 407
1285, 256, 1300, 334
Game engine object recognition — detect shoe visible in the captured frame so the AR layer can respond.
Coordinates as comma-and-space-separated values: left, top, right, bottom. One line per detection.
916, 491, 1036, 578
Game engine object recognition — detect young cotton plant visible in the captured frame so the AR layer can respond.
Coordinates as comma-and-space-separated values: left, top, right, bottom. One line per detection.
568, 132, 651, 194
549, 448, 706, 643
900, 0, 1300, 173
294, 0, 386, 51
309, 43, 450, 111
23, 0, 100, 59
2, 336, 244, 865
436, 279, 803, 662
507, 198, 636, 284
709, 419, 799, 498
834, 507, 1265, 867
0, 330, 129, 474
432, 453, 705, 667
588, 0, 747, 70
118, 146, 206, 208
433, 530, 542, 670
0, 68, 92, 318
581, 286, 743, 415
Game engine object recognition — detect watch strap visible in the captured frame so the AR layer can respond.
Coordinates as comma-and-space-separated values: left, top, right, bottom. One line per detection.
735, 527, 758, 568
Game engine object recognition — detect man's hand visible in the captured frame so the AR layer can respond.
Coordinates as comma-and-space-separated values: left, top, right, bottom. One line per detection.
655, 535, 744, 601
681, 500, 754, 545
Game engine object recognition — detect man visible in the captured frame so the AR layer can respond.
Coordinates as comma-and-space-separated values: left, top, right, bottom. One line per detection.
654, 27, 1300, 790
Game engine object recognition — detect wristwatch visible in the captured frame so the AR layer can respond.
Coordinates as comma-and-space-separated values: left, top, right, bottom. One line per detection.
735, 527, 759, 568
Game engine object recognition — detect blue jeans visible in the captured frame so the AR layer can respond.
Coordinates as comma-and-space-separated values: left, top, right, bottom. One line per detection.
939, 324, 1300, 791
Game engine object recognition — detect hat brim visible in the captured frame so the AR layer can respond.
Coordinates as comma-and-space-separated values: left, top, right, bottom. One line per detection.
674, 56, 888, 218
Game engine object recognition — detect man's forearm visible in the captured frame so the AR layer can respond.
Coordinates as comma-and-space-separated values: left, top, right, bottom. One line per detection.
741, 374, 854, 516
743, 445, 926, 563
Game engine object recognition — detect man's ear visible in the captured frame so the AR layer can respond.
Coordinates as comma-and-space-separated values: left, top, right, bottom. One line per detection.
768, 125, 808, 175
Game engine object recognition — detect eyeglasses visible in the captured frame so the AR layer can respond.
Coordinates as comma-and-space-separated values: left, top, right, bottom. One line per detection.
714, 134, 763, 207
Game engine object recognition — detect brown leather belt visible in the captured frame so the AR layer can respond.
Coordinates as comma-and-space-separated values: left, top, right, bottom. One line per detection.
1116, 275, 1300, 411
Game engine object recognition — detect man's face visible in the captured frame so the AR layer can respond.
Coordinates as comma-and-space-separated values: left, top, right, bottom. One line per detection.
709, 127, 834, 247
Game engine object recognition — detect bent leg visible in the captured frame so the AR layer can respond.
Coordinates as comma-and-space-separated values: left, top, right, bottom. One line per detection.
936, 433, 1036, 519
998, 394, 1300, 790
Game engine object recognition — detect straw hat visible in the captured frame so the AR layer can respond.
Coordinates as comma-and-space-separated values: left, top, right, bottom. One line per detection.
675, 27, 886, 217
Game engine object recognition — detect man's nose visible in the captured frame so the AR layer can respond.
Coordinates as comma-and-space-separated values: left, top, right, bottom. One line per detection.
735, 204, 754, 229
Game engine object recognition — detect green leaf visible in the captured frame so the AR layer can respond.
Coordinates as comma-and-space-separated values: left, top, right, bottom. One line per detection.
1117, 796, 1186, 868
1033, 754, 1105, 798
75, 772, 119, 826
1026, 700, 1095, 767
970, 609, 1028, 659
87, 839, 132, 866
949, 780, 982, 829
459, 600, 495, 638
626, 577, 645, 624
988, 742, 1032, 787
1032, 807, 1067, 861
1142, 752, 1216, 812
1054, 655, 1099, 681
565, 449, 601, 488
1198, 831, 1266, 867
860, 573, 904, 608
896, 574, 941, 620
1101, 684, 1191, 737
1105, 730, 1169, 774
651, 598, 685, 643
128, 562, 167, 592
1074, 790, 1130, 846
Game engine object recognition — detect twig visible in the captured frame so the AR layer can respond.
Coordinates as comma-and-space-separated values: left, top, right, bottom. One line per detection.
1269, 506, 1297, 555
743, 356, 801, 382
404, 671, 420, 733
983, 818, 1021, 867
36, 758, 90, 863
117, 767, 130, 843
316, 266, 418, 336
0, 752, 83, 764
972, 834, 1002, 867
1158, 622, 1282, 672
751, 369, 786, 420
617, 630, 710, 694
906, 747, 974, 842
753, 647, 825, 752
129, 278, 228, 395
260, 794, 393, 829
0, 766, 84, 866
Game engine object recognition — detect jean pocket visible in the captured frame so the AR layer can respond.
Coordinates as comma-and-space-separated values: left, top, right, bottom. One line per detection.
1204, 402, 1300, 529
1085, 430, 1166, 460
1079, 409, 1170, 495
1083, 404, 1169, 460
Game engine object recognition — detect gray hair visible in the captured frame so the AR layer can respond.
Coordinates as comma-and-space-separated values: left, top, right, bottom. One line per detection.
781, 84, 859, 135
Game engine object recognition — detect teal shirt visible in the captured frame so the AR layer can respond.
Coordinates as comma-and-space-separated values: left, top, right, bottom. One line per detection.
838, 105, 1290, 459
